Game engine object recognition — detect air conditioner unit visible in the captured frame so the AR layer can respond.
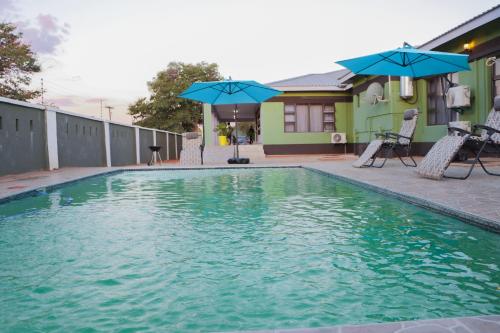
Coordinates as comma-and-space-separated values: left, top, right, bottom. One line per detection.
331, 132, 347, 144
446, 85, 471, 108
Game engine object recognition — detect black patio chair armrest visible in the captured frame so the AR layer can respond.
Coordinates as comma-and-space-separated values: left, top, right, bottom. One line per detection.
448, 127, 471, 136
385, 132, 411, 140
473, 124, 500, 135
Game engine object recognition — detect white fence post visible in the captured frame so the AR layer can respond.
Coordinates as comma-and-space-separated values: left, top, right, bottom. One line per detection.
174, 134, 178, 160
135, 127, 140, 164
104, 122, 111, 167
45, 109, 59, 170
166, 133, 170, 160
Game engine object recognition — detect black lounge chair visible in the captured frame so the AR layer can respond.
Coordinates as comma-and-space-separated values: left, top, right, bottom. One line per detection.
353, 109, 418, 168
417, 96, 500, 180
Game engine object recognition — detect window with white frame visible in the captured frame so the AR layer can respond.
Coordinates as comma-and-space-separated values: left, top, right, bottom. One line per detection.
284, 104, 335, 132
427, 73, 459, 126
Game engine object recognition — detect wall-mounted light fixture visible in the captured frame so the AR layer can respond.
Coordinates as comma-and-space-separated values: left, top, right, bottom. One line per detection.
463, 41, 475, 52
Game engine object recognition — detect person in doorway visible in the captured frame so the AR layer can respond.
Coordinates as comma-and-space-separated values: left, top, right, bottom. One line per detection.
247, 125, 255, 144
226, 122, 233, 145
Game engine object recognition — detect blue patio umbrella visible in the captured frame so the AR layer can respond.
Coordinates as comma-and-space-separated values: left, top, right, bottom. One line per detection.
179, 80, 282, 163
336, 43, 470, 78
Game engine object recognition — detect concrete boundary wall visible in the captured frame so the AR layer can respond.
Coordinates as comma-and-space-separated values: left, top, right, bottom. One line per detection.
139, 129, 154, 164
56, 113, 106, 167
0, 97, 182, 176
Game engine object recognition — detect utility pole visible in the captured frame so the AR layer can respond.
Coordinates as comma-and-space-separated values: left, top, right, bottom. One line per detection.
41, 78, 45, 105
105, 105, 114, 121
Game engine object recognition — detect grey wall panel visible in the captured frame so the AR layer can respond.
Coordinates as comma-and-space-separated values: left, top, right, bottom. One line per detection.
155, 131, 167, 161
56, 114, 106, 167
168, 133, 176, 160
0, 102, 47, 176
176, 134, 182, 159
110, 124, 136, 166
139, 129, 154, 164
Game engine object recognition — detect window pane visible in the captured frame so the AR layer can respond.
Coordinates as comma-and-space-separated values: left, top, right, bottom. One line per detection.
285, 123, 295, 132
284, 104, 295, 113
309, 105, 323, 132
296, 105, 308, 132
495, 59, 500, 76
324, 113, 334, 122
495, 80, 500, 97
284, 114, 295, 122
324, 105, 334, 112
324, 123, 334, 132
427, 76, 457, 125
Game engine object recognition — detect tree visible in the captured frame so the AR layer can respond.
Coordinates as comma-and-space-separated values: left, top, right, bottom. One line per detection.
129, 62, 222, 133
0, 23, 41, 101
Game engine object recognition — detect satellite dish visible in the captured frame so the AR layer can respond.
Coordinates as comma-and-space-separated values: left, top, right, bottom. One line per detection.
365, 82, 385, 105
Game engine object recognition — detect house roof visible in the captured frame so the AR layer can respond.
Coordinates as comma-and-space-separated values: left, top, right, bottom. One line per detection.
267, 69, 352, 91
336, 5, 500, 84
419, 4, 500, 50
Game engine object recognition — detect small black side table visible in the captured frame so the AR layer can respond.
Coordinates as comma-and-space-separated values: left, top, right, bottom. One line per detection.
148, 146, 162, 166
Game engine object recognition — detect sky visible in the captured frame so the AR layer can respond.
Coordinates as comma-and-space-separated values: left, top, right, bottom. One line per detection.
0, 0, 498, 124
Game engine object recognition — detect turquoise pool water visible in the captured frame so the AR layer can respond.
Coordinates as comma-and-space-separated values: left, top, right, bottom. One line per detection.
0, 168, 498, 332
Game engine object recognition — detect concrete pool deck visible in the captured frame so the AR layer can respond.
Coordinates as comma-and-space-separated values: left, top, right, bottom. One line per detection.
0, 157, 499, 333
229, 315, 500, 333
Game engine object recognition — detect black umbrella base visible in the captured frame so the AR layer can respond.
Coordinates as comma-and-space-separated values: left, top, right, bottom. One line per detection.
228, 157, 250, 164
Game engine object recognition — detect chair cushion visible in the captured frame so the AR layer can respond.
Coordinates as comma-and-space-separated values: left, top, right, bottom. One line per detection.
404, 109, 418, 120
416, 135, 468, 180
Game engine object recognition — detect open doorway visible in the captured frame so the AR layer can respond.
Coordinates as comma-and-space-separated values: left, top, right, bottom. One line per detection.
228, 121, 258, 145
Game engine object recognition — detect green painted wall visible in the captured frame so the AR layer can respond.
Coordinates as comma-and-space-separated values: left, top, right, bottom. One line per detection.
352, 22, 499, 145
261, 98, 353, 145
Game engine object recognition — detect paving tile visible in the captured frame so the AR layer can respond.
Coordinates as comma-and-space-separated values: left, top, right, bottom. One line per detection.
340, 322, 401, 333
451, 327, 470, 333
276, 327, 339, 333
458, 317, 500, 333
398, 324, 452, 333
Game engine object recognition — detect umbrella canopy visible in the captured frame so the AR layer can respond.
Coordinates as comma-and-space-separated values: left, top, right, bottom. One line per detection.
179, 79, 282, 163
336, 43, 470, 78
179, 80, 282, 105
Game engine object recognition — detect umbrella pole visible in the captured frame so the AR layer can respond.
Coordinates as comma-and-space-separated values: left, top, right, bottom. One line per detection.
234, 105, 239, 159
200, 105, 204, 165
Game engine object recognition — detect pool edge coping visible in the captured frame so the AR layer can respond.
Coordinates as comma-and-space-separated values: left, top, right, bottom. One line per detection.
219, 314, 500, 333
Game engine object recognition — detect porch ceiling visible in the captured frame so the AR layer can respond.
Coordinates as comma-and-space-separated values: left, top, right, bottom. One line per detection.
213, 104, 260, 122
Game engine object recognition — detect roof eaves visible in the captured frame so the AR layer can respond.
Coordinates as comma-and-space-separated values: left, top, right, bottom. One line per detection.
419, 4, 500, 50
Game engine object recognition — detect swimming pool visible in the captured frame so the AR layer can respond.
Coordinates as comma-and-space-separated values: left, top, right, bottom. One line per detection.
0, 168, 498, 332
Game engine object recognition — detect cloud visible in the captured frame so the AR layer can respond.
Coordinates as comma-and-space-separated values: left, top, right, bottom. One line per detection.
17, 14, 70, 55
85, 97, 104, 103
0, 0, 15, 13
46, 96, 77, 107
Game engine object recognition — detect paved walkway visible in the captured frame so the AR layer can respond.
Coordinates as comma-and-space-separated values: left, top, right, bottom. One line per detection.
227, 315, 500, 333
228, 316, 500, 333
